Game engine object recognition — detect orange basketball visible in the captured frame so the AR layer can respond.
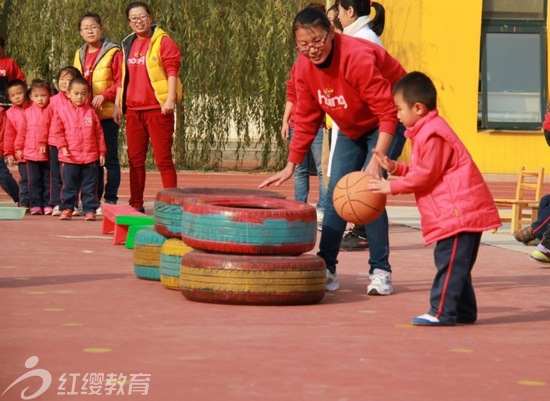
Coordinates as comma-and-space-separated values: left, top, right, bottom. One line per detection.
333, 172, 387, 225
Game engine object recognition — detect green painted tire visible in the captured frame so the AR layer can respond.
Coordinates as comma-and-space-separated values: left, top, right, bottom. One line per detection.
154, 187, 285, 238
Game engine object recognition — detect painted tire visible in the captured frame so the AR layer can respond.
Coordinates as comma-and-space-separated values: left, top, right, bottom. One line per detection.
180, 196, 317, 255
180, 250, 326, 305
159, 238, 193, 290
154, 187, 286, 238
133, 228, 167, 281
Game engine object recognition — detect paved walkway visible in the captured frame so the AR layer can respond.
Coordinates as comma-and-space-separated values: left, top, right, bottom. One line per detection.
1, 171, 550, 401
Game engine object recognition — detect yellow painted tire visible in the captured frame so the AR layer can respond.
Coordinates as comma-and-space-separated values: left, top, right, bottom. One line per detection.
133, 228, 166, 281
180, 250, 326, 305
159, 238, 193, 290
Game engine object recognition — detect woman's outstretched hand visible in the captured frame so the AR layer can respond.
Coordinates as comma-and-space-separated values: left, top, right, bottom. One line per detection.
259, 163, 295, 188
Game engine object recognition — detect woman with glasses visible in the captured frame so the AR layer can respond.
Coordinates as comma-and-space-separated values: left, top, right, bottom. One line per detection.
260, 7, 406, 295
74, 13, 122, 210
114, 1, 182, 213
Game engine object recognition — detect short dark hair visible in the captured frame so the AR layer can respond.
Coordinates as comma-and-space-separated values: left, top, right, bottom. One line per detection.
7, 79, 27, 92
0, 36, 5, 48
68, 76, 89, 91
78, 13, 102, 30
393, 71, 437, 110
293, 7, 331, 36
29, 79, 52, 94
126, 1, 151, 18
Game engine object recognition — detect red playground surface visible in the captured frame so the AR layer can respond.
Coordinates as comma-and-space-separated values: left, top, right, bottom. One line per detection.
1, 170, 550, 401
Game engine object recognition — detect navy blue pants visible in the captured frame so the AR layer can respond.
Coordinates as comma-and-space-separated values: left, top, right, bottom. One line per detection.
429, 232, 482, 325
49, 146, 62, 207
0, 158, 19, 203
97, 118, 121, 204
26, 160, 50, 209
60, 161, 100, 214
17, 162, 29, 207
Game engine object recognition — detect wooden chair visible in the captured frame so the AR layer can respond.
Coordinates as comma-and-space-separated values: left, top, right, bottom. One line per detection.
493, 167, 545, 234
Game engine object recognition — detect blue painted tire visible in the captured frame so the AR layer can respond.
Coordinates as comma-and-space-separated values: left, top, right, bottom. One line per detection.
180, 196, 317, 255
133, 228, 167, 281
154, 187, 285, 238
180, 250, 326, 305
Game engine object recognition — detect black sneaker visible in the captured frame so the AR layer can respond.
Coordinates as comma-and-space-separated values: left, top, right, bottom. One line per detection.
340, 230, 369, 252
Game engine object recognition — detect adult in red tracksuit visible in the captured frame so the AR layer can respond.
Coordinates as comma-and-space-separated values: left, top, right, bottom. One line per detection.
369, 72, 501, 326
261, 7, 406, 296
0, 35, 26, 107
114, 2, 182, 213
51, 77, 106, 220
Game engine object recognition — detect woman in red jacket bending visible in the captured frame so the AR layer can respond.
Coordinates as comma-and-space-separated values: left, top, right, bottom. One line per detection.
260, 7, 406, 296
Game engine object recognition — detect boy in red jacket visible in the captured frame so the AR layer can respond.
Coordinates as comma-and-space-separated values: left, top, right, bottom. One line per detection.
0, 106, 20, 202
369, 71, 501, 326
50, 77, 106, 221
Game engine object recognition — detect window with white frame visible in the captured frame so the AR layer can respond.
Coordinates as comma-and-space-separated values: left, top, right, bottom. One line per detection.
478, 0, 547, 130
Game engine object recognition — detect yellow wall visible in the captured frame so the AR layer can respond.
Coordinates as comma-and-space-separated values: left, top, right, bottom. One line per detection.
378, 0, 550, 174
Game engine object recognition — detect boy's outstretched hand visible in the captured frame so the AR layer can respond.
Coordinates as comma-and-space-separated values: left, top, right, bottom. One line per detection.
368, 177, 391, 194
372, 149, 396, 173
368, 149, 394, 194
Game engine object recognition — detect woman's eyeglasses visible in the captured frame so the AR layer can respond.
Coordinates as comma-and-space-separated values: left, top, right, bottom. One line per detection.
128, 14, 149, 23
296, 31, 330, 53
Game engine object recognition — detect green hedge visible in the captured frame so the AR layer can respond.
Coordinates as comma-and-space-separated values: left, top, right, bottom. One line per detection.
1, 0, 309, 171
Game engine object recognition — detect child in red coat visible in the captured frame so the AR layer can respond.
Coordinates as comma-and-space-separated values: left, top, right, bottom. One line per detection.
51, 77, 105, 221
14, 79, 52, 215
369, 71, 501, 326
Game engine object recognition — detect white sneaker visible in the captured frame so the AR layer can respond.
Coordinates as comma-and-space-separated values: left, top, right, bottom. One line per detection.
96, 206, 103, 216
367, 272, 393, 295
316, 209, 324, 231
326, 270, 340, 291
51, 205, 61, 216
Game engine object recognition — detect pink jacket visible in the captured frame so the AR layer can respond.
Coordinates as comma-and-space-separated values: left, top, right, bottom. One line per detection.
43, 93, 72, 146
14, 103, 50, 162
50, 103, 106, 164
4, 103, 29, 160
390, 110, 501, 245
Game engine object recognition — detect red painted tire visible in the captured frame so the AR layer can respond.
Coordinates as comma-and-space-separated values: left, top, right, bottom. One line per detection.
154, 187, 285, 238
180, 196, 317, 255
180, 250, 326, 305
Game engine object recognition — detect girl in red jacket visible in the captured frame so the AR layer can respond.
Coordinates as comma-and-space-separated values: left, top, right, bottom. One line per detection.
51, 77, 106, 221
369, 72, 501, 326
14, 79, 52, 215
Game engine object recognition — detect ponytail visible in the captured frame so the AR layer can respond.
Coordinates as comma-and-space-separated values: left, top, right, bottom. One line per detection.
369, 2, 385, 37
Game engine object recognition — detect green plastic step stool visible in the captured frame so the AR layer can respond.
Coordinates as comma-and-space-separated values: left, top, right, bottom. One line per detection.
125, 224, 156, 249
113, 215, 155, 245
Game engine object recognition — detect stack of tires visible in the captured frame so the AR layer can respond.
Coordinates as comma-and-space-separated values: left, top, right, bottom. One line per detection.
132, 187, 327, 305
179, 196, 327, 305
